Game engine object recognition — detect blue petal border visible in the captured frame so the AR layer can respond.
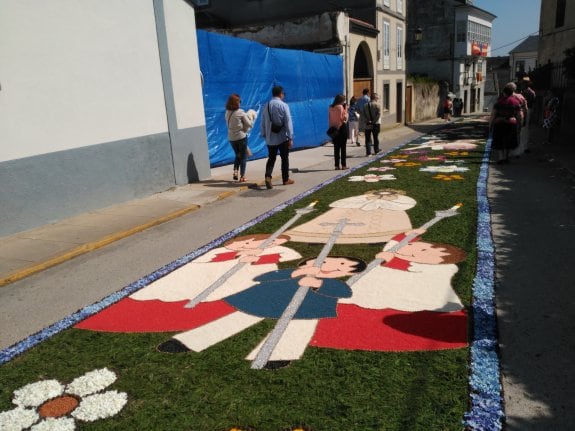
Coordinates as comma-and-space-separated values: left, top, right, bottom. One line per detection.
463, 136, 504, 430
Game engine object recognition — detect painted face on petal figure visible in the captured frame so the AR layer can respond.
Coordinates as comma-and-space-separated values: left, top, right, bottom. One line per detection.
302, 257, 358, 278
395, 242, 449, 264
366, 190, 400, 201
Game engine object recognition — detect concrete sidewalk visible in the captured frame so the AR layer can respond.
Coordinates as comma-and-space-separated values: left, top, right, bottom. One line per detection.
488, 125, 575, 430
0, 119, 447, 287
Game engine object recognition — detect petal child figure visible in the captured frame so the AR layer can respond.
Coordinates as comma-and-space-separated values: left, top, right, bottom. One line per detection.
286, 189, 416, 244
76, 234, 301, 334
340, 230, 465, 311
312, 230, 468, 351
131, 234, 301, 303
171, 257, 365, 366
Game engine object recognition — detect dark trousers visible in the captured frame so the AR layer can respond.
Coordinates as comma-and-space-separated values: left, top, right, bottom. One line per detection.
364, 124, 380, 155
265, 141, 290, 181
230, 137, 247, 177
333, 127, 347, 168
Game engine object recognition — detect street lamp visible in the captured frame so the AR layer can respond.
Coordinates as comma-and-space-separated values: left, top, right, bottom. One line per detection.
414, 27, 423, 42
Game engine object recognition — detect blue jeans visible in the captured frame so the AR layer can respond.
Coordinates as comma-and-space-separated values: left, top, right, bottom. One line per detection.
230, 137, 248, 177
265, 141, 290, 181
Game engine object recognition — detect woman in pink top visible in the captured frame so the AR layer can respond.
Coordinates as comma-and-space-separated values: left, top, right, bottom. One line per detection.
328, 94, 349, 170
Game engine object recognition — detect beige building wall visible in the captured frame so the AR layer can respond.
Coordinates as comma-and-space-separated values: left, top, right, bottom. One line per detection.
376, 0, 407, 126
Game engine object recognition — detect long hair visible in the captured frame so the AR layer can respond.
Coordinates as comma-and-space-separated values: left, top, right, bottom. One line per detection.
225, 93, 241, 111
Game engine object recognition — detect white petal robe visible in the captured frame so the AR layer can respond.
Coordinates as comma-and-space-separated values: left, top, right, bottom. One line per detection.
286, 194, 416, 244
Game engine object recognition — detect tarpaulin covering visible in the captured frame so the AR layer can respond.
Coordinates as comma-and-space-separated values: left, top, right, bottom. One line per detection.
197, 30, 344, 167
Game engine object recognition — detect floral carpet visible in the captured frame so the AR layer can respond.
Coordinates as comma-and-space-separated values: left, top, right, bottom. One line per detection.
0, 117, 502, 431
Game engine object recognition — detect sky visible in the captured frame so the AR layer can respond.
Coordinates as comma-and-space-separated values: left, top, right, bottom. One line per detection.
472, 0, 542, 56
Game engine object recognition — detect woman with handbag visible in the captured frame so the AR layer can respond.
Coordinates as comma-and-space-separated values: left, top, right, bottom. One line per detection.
328, 94, 349, 170
225, 93, 257, 182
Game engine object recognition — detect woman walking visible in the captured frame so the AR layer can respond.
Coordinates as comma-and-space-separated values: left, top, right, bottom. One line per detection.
225, 93, 257, 182
490, 83, 521, 164
328, 94, 349, 170
348, 96, 360, 146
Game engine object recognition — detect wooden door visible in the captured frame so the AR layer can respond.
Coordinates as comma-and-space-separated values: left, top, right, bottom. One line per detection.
353, 79, 372, 99
405, 85, 413, 124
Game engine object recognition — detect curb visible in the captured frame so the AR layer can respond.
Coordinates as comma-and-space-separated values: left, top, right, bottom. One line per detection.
0, 205, 201, 287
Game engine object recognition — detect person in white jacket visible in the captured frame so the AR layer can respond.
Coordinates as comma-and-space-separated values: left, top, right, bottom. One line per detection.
225, 93, 257, 182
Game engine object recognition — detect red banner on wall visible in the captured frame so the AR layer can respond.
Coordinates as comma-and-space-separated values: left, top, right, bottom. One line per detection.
471, 41, 488, 57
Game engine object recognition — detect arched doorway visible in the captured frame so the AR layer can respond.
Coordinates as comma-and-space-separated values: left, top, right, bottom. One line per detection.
353, 42, 373, 98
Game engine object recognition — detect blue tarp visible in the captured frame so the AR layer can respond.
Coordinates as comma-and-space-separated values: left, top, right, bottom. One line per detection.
197, 30, 344, 167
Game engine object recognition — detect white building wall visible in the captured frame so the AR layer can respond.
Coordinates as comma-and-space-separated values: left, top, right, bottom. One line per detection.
164, 0, 208, 130
0, 0, 210, 236
0, 0, 168, 163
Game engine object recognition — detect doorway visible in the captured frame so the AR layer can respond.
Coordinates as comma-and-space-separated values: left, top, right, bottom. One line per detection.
352, 42, 373, 99
396, 82, 403, 123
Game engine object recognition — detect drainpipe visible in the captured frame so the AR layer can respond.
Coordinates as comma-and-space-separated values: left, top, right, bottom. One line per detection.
344, 34, 350, 99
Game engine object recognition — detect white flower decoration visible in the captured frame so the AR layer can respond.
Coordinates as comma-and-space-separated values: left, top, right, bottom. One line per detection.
445, 159, 467, 164
367, 167, 396, 172
0, 368, 127, 431
348, 174, 396, 182
380, 158, 405, 164
420, 165, 469, 173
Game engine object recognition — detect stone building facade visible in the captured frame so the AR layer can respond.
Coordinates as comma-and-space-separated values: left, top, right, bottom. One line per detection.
406, 0, 495, 116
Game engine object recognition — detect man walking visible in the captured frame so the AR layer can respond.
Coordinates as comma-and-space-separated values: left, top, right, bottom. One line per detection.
363, 93, 381, 156
261, 85, 294, 189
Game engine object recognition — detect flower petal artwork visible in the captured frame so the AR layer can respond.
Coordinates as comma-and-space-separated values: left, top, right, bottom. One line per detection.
445, 159, 467, 164
420, 166, 469, 173
348, 174, 396, 182
0, 118, 503, 431
402, 150, 428, 155
405, 140, 478, 152
0, 368, 128, 431
433, 174, 465, 181
393, 162, 421, 167
416, 155, 446, 162
367, 167, 396, 172
381, 158, 406, 164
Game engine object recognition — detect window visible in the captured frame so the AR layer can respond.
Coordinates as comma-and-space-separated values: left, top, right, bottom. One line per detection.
556, 0, 566, 27
467, 20, 491, 44
383, 21, 390, 70
397, 0, 403, 14
515, 60, 525, 75
383, 0, 390, 7
383, 84, 390, 111
396, 26, 403, 70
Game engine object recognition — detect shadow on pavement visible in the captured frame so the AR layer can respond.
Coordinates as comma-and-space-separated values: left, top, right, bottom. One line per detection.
488, 142, 575, 431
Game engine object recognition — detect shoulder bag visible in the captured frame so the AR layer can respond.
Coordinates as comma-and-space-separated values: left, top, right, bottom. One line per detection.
268, 103, 283, 133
